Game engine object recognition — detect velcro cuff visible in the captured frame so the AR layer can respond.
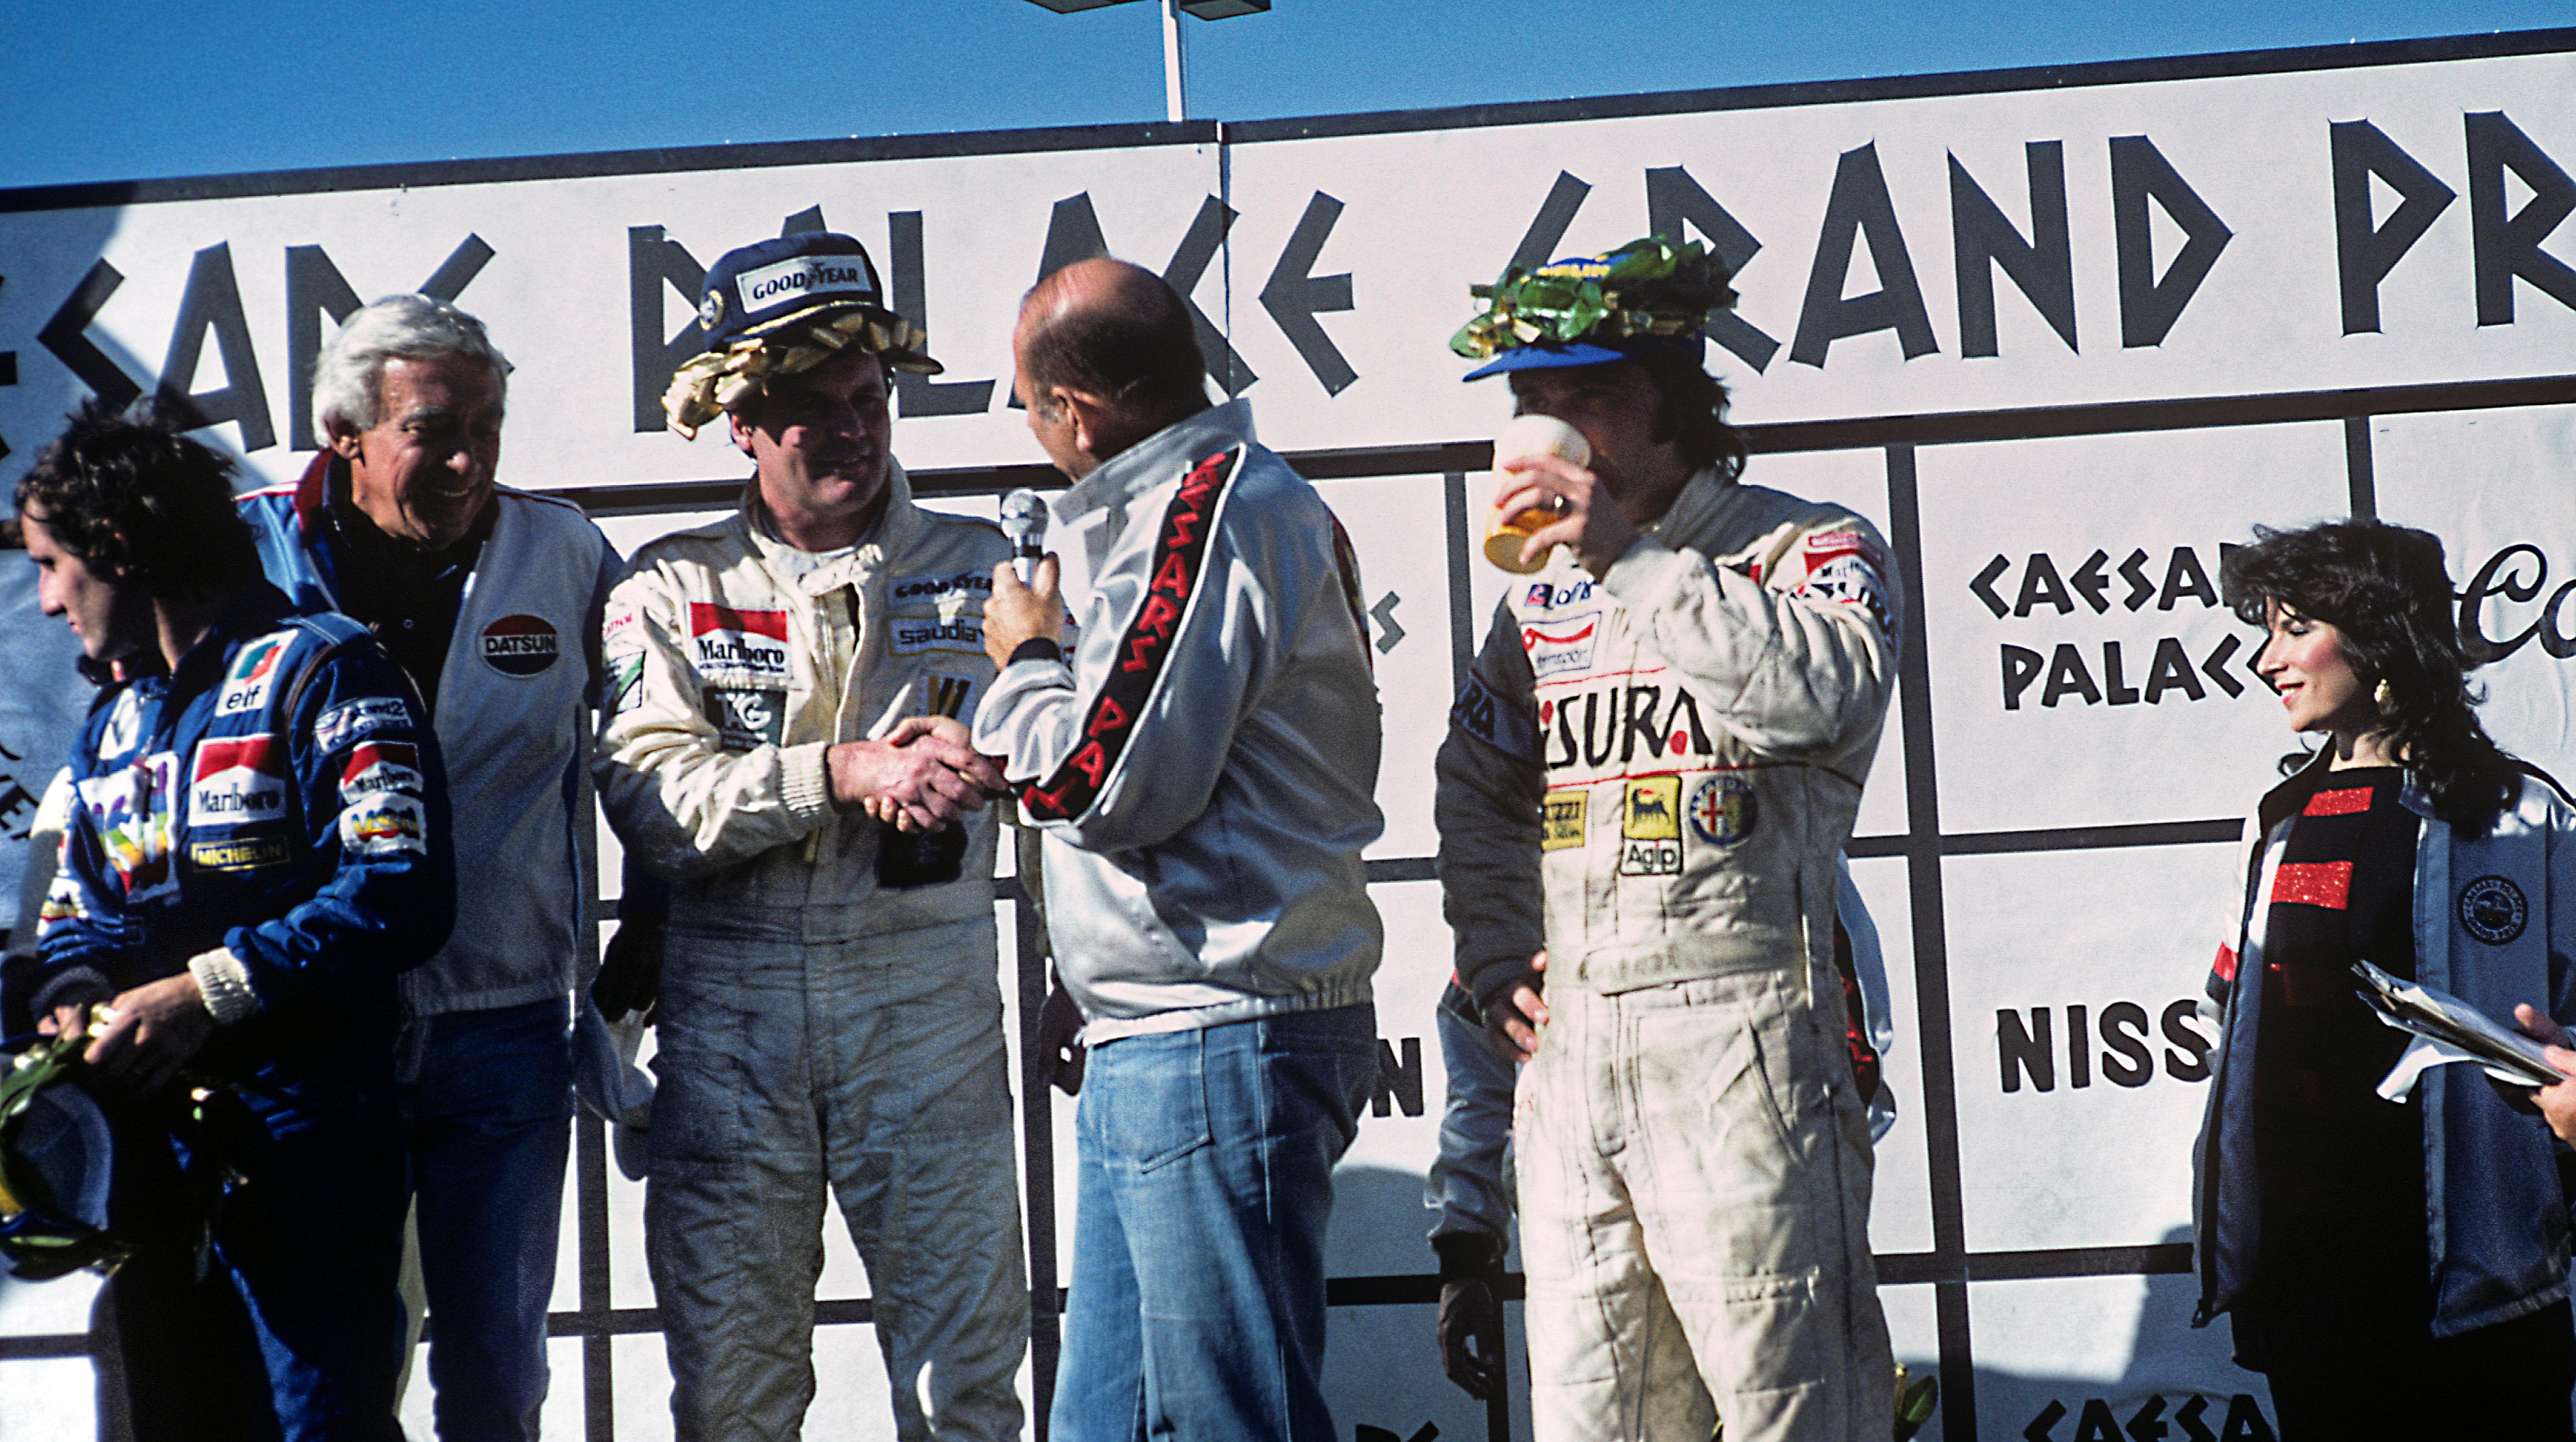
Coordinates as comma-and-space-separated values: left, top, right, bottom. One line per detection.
779, 741, 834, 822
188, 948, 262, 1026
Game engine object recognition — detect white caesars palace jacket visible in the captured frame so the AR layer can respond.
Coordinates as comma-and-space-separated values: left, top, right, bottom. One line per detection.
595, 462, 1009, 934
972, 400, 1385, 1041
1435, 465, 1902, 1011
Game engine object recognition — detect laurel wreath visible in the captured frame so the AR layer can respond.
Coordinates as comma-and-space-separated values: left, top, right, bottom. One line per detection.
662, 309, 940, 440
1449, 236, 1738, 362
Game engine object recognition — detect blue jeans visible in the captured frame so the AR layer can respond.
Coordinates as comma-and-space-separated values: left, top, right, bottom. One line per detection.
1051, 1003, 1377, 1442
395, 996, 574, 1442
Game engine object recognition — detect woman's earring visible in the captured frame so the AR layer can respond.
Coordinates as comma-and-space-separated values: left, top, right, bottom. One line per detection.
2374, 678, 2392, 708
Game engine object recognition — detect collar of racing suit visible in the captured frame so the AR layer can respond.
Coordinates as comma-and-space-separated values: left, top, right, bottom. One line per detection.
1050, 399, 1253, 531
736, 456, 927, 600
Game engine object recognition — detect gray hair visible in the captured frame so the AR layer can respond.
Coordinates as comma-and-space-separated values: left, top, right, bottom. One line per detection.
311, 294, 511, 445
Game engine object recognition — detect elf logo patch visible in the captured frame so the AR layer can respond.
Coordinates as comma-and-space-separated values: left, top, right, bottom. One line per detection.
215, 632, 295, 717
190, 735, 287, 826
480, 614, 559, 677
689, 604, 790, 677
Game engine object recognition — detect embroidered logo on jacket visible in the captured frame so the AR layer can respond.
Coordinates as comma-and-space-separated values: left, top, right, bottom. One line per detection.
215, 633, 295, 717
340, 741, 424, 802
688, 604, 790, 677
1021, 444, 1243, 822
78, 751, 180, 900
1689, 774, 1758, 846
1619, 776, 1683, 876
480, 614, 560, 677
888, 617, 987, 656
2459, 875, 2528, 945
1521, 612, 1599, 679
704, 688, 786, 752
340, 793, 428, 857
190, 735, 288, 828
315, 697, 412, 753
1541, 791, 1588, 851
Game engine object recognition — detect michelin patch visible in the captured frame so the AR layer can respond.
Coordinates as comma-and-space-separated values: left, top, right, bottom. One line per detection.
2459, 875, 2528, 945
314, 697, 411, 753
340, 792, 428, 857
190, 836, 291, 872
1618, 776, 1682, 876
704, 688, 787, 752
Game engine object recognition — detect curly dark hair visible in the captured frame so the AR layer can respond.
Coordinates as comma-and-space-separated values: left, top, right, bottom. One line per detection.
12, 399, 260, 601
1632, 345, 1750, 483
2222, 519, 2519, 833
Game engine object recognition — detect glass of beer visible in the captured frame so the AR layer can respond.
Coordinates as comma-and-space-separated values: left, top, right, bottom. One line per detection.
1484, 414, 1591, 574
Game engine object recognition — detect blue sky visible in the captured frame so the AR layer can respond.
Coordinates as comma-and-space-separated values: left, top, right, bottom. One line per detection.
5, 2, 2570, 191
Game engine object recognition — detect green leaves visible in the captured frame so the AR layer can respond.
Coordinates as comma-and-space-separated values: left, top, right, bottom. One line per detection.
1449, 235, 1741, 360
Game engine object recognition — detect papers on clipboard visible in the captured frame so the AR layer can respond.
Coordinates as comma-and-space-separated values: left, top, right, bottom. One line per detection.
2352, 959, 2565, 1101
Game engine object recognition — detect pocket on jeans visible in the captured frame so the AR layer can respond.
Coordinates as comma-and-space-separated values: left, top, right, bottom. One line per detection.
1096, 1041, 1212, 1172
645, 1054, 740, 1169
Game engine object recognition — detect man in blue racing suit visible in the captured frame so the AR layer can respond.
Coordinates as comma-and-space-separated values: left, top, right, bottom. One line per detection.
14, 402, 453, 1442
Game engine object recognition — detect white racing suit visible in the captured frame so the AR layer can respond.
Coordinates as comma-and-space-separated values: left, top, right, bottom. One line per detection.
1434, 465, 1901, 1441
596, 464, 1027, 1442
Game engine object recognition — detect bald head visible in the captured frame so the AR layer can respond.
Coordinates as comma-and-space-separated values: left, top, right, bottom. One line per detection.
1014, 258, 1211, 438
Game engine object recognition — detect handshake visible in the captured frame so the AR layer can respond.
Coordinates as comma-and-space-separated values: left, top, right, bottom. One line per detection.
825, 715, 1007, 833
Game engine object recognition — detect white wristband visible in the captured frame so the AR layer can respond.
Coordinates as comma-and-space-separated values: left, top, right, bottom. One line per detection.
187, 948, 262, 1027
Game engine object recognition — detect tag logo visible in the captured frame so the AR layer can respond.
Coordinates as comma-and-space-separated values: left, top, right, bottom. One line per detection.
190, 734, 288, 827
1541, 791, 1588, 851
704, 688, 786, 752
215, 632, 294, 717
1689, 774, 1758, 847
1521, 612, 1599, 679
480, 614, 560, 677
340, 793, 428, 857
2459, 875, 2528, 945
689, 604, 790, 677
1618, 776, 1682, 876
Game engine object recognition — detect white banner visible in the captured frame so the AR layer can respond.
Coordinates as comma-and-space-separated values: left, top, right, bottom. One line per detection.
3, 31, 2573, 1442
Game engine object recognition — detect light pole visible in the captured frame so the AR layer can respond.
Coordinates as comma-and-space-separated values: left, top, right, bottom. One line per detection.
1023, 0, 1271, 123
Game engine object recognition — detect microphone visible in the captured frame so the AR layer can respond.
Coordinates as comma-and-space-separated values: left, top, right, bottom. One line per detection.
1000, 489, 1047, 584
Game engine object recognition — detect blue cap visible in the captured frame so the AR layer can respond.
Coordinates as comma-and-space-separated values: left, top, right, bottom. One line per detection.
691, 233, 938, 371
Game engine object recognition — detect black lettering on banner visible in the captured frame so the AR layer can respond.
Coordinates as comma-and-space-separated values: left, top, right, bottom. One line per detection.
628, 225, 707, 432
887, 210, 997, 418
2110, 136, 2232, 348
1790, 142, 1939, 368
2001, 644, 2044, 710
2163, 998, 2212, 1081
1260, 192, 1358, 396
2015, 552, 2073, 616
2331, 119, 2456, 335
39, 259, 144, 408
2067, 550, 2113, 613
1164, 196, 1257, 396
2467, 111, 2576, 327
2158, 546, 2218, 610
2098, 1000, 2154, 1087
2100, 642, 2141, 705
779, 204, 826, 236
1021, 445, 1244, 822
2143, 637, 2205, 702
287, 236, 492, 450
2042, 644, 2101, 707
2028, 1392, 2273, 1442
1510, 170, 1594, 273
2000, 1000, 2216, 1093
1371, 1036, 1423, 1117
1999, 1008, 2054, 1093
157, 243, 275, 451
2459, 542, 2547, 662
2119, 548, 2156, 610
1950, 140, 2078, 356
1645, 164, 1781, 372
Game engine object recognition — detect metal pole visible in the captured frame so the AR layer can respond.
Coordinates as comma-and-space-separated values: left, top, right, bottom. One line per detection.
1161, 0, 1186, 122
